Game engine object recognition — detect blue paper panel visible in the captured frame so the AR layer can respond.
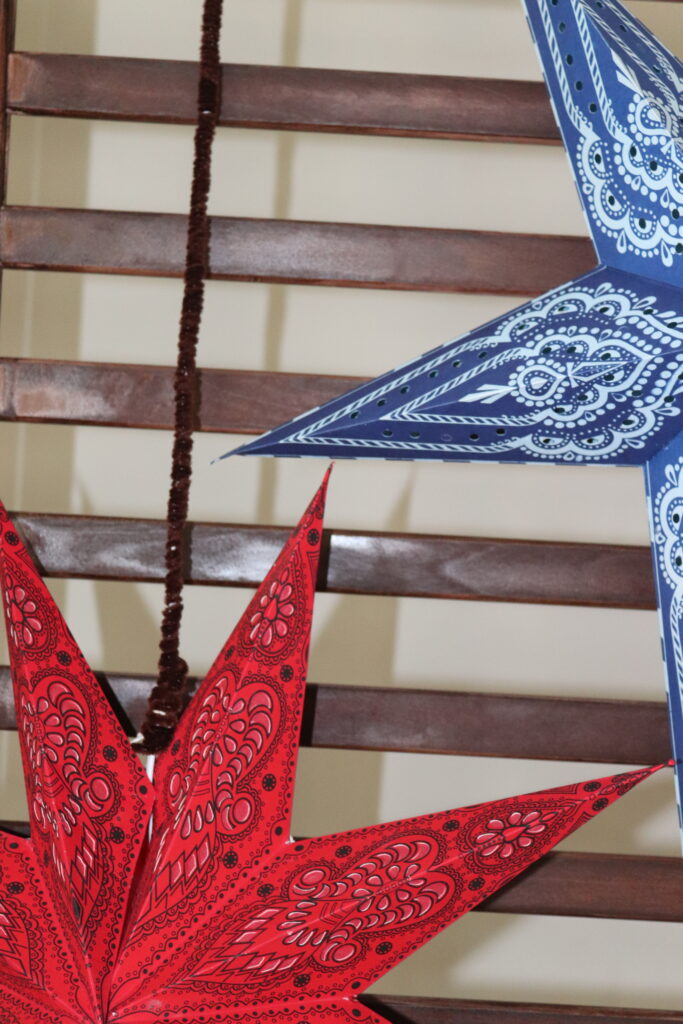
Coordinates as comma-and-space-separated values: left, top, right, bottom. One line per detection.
522, 0, 683, 287
645, 437, 683, 833
232, 266, 683, 466
229, 0, 683, 468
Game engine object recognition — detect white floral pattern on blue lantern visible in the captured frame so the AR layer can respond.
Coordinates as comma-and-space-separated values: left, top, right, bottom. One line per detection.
530, 0, 683, 283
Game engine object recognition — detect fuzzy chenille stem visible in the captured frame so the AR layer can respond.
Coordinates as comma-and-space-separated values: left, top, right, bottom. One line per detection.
140, 0, 223, 753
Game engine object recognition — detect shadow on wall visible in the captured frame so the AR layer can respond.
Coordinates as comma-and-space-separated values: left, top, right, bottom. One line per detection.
255, 0, 304, 523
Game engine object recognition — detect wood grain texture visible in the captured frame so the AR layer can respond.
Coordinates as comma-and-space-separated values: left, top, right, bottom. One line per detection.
0, 0, 16, 324
0, 667, 669, 763
5, 511, 655, 608
362, 996, 683, 1024
0, 206, 596, 295
0, 358, 362, 433
7, 54, 560, 144
479, 851, 683, 921
0, 1, 15, 205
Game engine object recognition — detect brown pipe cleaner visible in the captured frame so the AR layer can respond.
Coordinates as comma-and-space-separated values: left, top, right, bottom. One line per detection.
139, 0, 223, 753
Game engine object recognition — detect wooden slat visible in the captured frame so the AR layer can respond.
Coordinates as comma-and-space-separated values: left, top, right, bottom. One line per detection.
362, 997, 683, 1024
7, 54, 561, 145
479, 851, 683, 921
6, 511, 656, 608
0, 207, 595, 295
0, 668, 669, 763
0, 0, 15, 330
0, 358, 362, 434
301, 685, 670, 765
0, 3, 14, 203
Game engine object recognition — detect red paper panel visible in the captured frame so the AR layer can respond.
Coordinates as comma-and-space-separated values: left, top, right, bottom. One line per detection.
0, 473, 670, 1024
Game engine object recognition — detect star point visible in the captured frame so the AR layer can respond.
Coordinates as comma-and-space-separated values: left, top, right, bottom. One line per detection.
0, 477, 669, 1022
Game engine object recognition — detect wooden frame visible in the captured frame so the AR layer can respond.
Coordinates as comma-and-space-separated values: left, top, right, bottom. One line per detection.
1, 2, 682, 1020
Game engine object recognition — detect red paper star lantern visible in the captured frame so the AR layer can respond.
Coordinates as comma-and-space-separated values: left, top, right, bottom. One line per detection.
0, 470, 667, 1023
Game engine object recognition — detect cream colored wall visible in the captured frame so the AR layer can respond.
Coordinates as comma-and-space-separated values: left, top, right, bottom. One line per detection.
1, 0, 682, 1009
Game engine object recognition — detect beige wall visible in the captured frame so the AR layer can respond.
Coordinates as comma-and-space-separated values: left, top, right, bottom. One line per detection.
1, 0, 682, 1009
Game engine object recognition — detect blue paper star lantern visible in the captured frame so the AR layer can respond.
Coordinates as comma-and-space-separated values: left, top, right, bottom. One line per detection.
226, 0, 683, 834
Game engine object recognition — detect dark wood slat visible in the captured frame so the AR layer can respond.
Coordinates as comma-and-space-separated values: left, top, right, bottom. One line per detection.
7, 54, 561, 145
0, 358, 362, 434
0, 3, 15, 204
303, 684, 670, 765
0, 667, 669, 763
0, 1, 16, 330
480, 851, 683, 922
362, 996, 683, 1024
6, 512, 656, 608
0, 207, 595, 296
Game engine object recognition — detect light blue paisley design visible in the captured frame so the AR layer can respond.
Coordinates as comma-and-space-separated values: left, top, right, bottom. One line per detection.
232, 268, 683, 466
524, 0, 683, 286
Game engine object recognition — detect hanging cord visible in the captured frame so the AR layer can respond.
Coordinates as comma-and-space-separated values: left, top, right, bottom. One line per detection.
138, 0, 223, 753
